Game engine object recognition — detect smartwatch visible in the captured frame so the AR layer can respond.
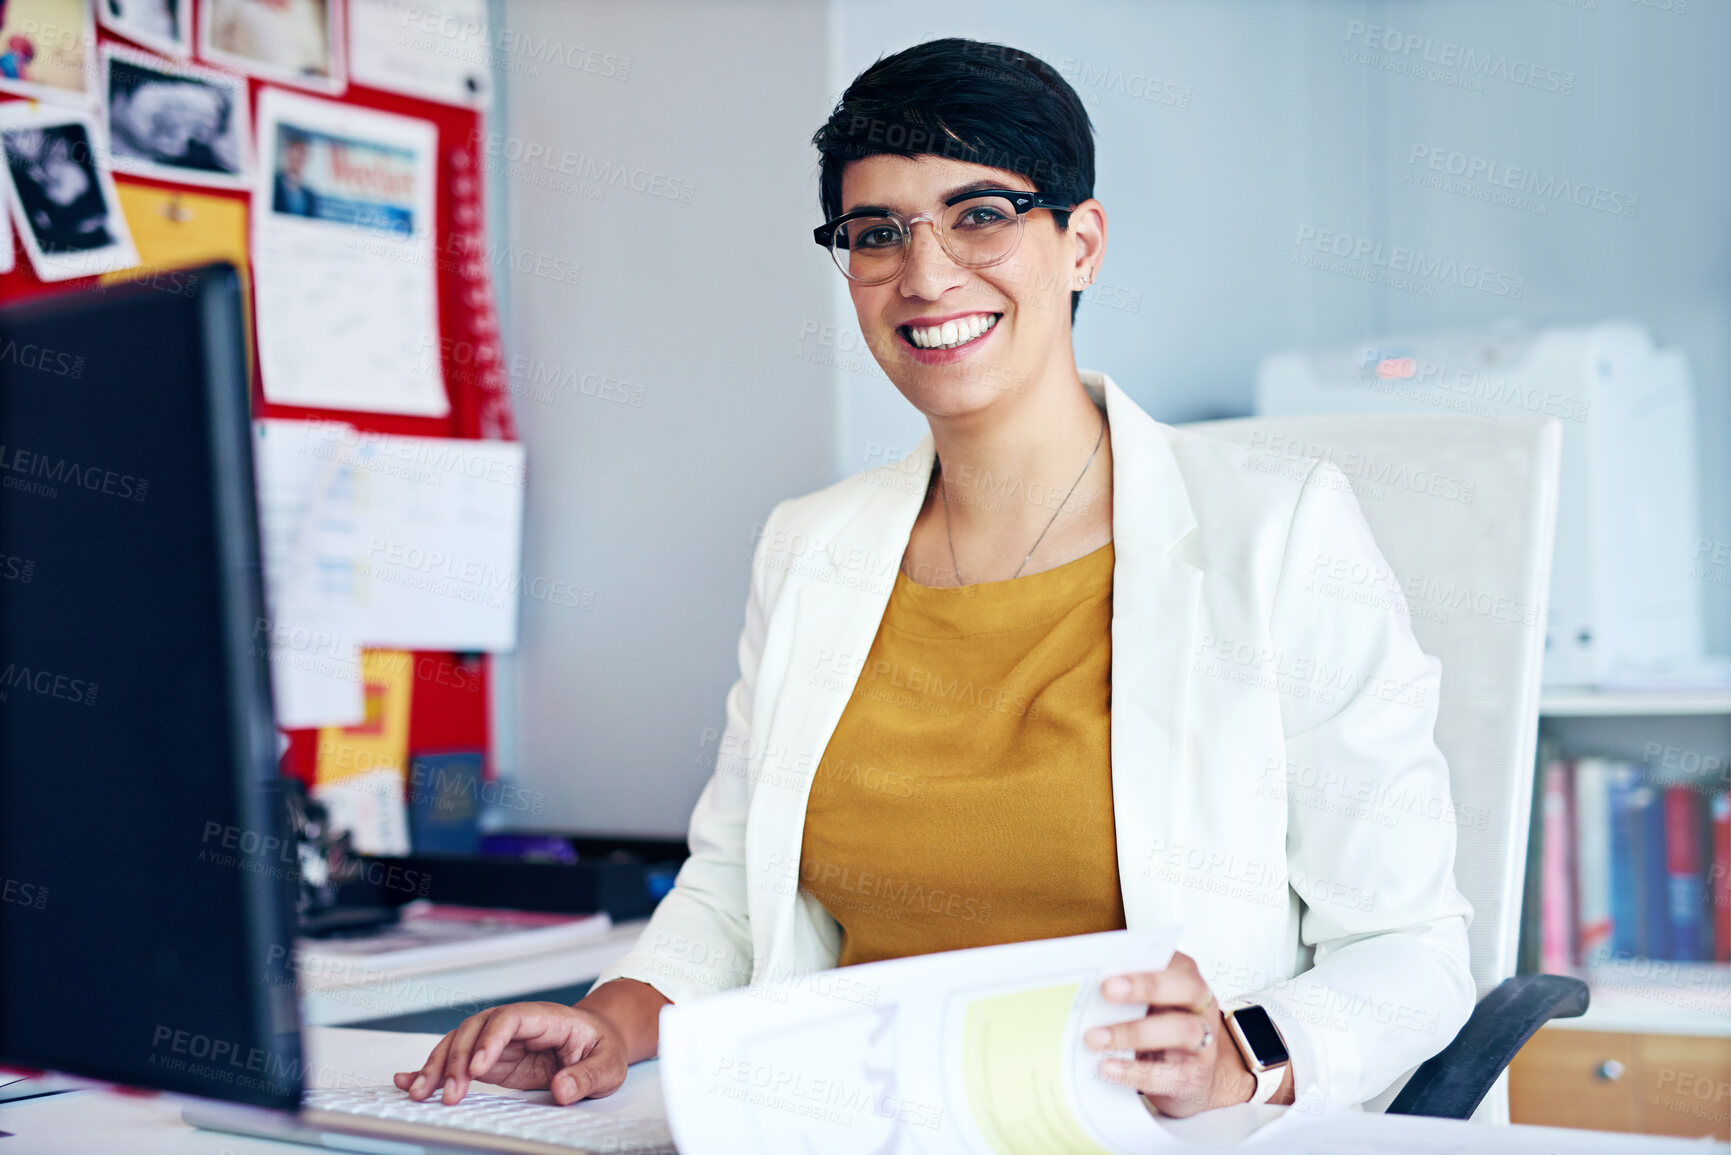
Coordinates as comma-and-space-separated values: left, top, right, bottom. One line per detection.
1222, 1003, 1291, 1105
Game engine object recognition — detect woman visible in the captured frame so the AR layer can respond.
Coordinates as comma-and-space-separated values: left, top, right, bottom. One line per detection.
398, 38, 1475, 1120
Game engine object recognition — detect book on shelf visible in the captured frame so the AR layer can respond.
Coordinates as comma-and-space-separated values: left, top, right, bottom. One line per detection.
1537, 756, 1731, 967
1715, 792, 1730, 960
1574, 757, 1613, 960
1635, 781, 1671, 959
1539, 760, 1574, 974
1665, 785, 1704, 960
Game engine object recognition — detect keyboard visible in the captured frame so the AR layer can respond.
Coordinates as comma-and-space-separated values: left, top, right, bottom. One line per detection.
305, 1086, 677, 1153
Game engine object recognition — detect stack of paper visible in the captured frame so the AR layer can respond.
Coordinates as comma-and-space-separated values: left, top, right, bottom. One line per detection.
298, 903, 613, 992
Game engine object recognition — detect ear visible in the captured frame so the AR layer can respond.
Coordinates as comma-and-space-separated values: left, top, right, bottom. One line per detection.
1067, 198, 1108, 290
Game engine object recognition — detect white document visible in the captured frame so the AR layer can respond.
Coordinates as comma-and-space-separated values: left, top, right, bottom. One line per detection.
276, 419, 527, 652
349, 0, 492, 108
253, 88, 447, 417
658, 929, 1187, 1155
254, 419, 367, 728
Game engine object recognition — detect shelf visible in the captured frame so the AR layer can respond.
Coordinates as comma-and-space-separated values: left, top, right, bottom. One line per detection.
1540, 960, 1731, 1037
1546, 997, 1731, 1037
1539, 688, 1731, 717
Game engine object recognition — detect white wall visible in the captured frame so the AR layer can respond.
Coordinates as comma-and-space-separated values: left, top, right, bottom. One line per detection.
498, 0, 1731, 836
492, 0, 837, 836
831, 0, 1730, 650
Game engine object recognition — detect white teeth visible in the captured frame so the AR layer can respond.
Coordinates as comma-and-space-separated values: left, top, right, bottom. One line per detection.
906, 313, 997, 351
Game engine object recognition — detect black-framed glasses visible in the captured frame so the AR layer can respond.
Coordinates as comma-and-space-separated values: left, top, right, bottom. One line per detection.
812, 188, 1075, 285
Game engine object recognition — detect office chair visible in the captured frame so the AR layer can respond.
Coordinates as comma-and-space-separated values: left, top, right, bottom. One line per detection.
1181, 413, 1577, 1124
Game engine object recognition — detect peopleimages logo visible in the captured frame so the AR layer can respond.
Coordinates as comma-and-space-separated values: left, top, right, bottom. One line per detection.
1355, 347, 1590, 423
0, 337, 84, 378
300, 419, 528, 488
0, 443, 149, 501
1406, 144, 1638, 219
0, 662, 99, 706
1051, 55, 1193, 109
468, 130, 694, 204
1343, 21, 1575, 95
1293, 226, 1525, 300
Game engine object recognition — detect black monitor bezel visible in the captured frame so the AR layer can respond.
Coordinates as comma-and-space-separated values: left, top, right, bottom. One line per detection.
0, 264, 303, 1109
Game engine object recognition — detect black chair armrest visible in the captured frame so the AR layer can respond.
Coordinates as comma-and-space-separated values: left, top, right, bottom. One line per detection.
1385, 973, 1589, 1119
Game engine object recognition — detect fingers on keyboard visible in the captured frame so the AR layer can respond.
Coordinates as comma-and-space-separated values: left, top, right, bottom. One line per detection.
470, 1007, 525, 1078
443, 1016, 490, 1102
410, 1031, 456, 1100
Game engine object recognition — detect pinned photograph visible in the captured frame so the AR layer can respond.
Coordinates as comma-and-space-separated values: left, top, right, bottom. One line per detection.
0, 104, 139, 281
102, 44, 249, 188
267, 122, 415, 234
199, 0, 344, 94
0, 115, 132, 279
0, 0, 98, 105
95, 0, 191, 58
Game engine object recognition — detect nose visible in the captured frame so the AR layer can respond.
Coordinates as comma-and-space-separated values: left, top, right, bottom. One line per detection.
899, 218, 967, 300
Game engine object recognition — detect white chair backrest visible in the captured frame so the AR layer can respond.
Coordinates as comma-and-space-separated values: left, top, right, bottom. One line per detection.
1179, 414, 1562, 1002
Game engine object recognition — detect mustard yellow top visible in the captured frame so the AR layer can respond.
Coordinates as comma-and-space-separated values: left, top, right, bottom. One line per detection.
799, 541, 1124, 967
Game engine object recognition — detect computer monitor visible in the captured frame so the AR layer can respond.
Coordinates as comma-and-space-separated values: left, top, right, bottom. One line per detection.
0, 264, 303, 1109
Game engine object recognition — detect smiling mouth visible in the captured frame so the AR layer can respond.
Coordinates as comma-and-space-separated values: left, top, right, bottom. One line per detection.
898, 313, 1001, 351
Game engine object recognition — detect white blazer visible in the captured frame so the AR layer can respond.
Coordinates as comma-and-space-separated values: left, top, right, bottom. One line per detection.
595, 370, 1477, 1113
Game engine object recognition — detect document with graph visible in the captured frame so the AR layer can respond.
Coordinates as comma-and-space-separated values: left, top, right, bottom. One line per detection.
657, 928, 1187, 1155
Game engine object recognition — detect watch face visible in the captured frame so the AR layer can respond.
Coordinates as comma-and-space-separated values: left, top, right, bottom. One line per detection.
1232, 1005, 1289, 1066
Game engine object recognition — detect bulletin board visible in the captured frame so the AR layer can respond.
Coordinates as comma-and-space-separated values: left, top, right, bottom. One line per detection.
0, 0, 515, 791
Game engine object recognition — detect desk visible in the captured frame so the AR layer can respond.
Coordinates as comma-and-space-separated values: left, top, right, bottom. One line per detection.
301, 918, 646, 1027
2, 1026, 1726, 1153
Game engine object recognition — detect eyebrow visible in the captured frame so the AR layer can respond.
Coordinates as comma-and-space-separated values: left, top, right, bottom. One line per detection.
841, 178, 1032, 216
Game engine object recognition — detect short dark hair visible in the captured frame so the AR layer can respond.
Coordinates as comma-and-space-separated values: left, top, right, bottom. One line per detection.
812, 38, 1096, 322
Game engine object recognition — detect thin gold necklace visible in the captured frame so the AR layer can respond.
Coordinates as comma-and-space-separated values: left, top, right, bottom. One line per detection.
936, 407, 1106, 586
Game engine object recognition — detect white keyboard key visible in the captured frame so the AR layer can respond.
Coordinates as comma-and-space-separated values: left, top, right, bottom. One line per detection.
306, 1086, 676, 1153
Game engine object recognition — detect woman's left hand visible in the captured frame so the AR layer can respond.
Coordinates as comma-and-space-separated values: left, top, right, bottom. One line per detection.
1083, 950, 1278, 1117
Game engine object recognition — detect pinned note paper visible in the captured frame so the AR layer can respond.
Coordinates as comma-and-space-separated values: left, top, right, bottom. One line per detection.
271, 418, 527, 652
108, 183, 250, 280
254, 419, 365, 728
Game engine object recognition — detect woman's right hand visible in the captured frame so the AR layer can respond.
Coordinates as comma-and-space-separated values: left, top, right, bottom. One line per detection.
392, 1001, 628, 1106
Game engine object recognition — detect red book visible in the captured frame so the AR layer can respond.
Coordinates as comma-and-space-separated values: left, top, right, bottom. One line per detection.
1713, 792, 1730, 963
1540, 762, 1574, 973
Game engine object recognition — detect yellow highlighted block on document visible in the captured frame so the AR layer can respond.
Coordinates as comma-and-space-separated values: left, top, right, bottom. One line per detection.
312, 649, 414, 854
964, 982, 1113, 1155
316, 649, 412, 785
